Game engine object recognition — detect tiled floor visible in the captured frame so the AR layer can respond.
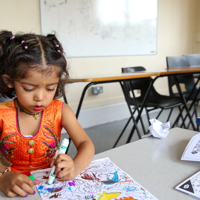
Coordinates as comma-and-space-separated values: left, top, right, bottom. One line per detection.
63, 106, 199, 158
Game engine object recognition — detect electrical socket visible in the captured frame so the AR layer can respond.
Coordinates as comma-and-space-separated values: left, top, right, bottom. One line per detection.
91, 86, 103, 95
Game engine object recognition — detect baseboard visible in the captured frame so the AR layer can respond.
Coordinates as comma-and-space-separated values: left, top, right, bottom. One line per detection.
62, 102, 129, 133
76, 102, 130, 129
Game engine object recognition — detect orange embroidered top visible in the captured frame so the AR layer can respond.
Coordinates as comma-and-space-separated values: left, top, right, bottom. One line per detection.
0, 99, 64, 174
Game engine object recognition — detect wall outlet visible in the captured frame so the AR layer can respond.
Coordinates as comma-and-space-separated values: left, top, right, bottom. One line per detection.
91, 86, 103, 95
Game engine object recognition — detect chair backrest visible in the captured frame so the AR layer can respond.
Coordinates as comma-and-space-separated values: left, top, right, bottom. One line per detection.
0, 97, 13, 103
121, 66, 158, 105
166, 56, 189, 68
184, 54, 200, 79
166, 56, 196, 97
184, 54, 200, 66
122, 66, 146, 73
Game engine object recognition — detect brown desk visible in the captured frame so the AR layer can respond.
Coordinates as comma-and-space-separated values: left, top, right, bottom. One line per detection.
67, 67, 200, 148
67, 72, 160, 146
68, 72, 159, 119
68, 68, 200, 119
69, 72, 159, 83
160, 66, 200, 75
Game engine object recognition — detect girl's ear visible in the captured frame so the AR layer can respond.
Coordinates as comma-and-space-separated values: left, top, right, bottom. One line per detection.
2, 75, 14, 88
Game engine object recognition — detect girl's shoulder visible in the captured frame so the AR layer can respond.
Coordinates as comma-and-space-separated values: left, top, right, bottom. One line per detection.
43, 99, 64, 127
0, 100, 15, 120
0, 99, 15, 110
44, 99, 64, 114
48, 99, 64, 108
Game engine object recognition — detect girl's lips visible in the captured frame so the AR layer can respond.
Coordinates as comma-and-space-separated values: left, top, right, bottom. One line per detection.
33, 106, 44, 111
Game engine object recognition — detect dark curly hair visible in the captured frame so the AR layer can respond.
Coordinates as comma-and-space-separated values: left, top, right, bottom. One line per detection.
0, 30, 69, 98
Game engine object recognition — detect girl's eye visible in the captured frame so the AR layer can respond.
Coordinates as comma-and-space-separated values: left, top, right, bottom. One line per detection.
24, 88, 33, 92
47, 88, 55, 91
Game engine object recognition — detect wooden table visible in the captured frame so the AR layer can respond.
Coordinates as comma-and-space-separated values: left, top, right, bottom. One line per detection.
69, 72, 160, 83
68, 72, 160, 142
68, 72, 159, 118
67, 68, 200, 146
68, 67, 200, 121
160, 66, 200, 75
1, 127, 199, 199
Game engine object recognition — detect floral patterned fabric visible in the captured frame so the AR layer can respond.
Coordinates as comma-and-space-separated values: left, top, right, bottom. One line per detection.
0, 99, 63, 173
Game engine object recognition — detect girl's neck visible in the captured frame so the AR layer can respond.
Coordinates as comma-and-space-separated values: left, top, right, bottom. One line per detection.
16, 99, 41, 120
15, 99, 42, 136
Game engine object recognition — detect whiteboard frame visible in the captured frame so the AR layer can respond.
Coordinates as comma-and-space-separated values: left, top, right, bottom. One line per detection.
40, 0, 158, 58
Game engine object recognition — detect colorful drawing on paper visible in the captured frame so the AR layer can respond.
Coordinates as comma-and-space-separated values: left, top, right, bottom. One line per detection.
31, 158, 157, 200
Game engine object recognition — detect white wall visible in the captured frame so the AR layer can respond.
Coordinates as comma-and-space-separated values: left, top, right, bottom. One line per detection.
195, 1, 200, 53
0, 0, 199, 127
0, 0, 41, 33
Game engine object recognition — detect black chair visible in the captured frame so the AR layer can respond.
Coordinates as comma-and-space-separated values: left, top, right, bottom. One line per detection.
113, 66, 183, 147
184, 54, 200, 121
184, 54, 200, 79
0, 97, 13, 103
166, 56, 194, 98
166, 56, 200, 128
184, 54, 200, 66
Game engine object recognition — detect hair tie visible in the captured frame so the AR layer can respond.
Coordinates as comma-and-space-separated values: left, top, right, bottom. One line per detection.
21, 40, 28, 49
54, 43, 60, 53
11, 35, 15, 40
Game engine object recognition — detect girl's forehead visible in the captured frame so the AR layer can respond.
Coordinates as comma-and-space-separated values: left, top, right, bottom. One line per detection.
19, 70, 60, 84
25, 66, 60, 78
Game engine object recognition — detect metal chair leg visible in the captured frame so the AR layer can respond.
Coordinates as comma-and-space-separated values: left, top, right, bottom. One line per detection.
126, 125, 136, 143
173, 76, 197, 130
113, 116, 132, 148
172, 106, 186, 128
155, 109, 163, 119
167, 108, 173, 122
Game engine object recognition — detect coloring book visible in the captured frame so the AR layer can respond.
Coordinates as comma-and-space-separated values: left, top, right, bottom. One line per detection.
181, 133, 200, 162
31, 157, 157, 200
175, 171, 200, 199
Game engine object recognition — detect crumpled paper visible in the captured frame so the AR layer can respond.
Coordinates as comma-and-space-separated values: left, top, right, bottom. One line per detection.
142, 118, 170, 138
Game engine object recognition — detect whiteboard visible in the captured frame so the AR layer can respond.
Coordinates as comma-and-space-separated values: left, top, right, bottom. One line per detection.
40, 0, 158, 57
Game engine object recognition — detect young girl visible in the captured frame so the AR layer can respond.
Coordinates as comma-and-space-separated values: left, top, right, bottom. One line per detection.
0, 30, 95, 198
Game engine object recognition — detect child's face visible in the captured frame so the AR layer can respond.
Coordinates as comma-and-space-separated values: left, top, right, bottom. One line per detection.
13, 66, 60, 114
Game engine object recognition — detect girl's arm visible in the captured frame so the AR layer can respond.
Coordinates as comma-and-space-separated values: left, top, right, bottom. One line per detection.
51, 103, 95, 180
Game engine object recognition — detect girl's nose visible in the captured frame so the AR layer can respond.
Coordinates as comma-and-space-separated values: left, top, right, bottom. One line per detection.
34, 90, 44, 101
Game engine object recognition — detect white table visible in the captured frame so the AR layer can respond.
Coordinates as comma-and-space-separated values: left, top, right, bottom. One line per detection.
1, 127, 200, 199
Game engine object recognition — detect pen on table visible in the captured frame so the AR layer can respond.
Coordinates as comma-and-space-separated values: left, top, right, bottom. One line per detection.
48, 138, 69, 184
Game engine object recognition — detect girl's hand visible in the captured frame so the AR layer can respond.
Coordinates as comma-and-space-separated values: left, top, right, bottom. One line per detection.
50, 154, 78, 180
0, 171, 35, 197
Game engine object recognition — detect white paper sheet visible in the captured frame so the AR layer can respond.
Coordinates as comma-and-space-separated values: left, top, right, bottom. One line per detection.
31, 157, 158, 200
181, 133, 200, 161
148, 118, 170, 138
176, 171, 200, 199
